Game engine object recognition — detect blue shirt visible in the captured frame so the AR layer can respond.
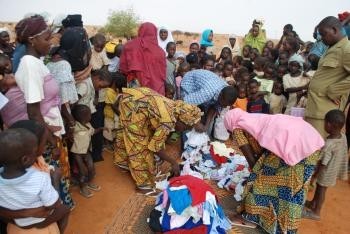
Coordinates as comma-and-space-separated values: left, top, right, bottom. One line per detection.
247, 98, 270, 114
12, 44, 26, 73
180, 69, 227, 106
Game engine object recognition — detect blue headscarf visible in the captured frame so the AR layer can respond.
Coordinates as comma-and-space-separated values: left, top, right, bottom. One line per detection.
200, 29, 214, 47
309, 30, 328, 58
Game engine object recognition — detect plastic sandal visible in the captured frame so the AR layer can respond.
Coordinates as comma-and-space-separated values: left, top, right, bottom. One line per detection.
143, 189, 160, 197
302, 209, 320, 221
137, 185, 154, 190
80, 188, 93, 198
116, 163, 130, 171
87, 183, 101, 191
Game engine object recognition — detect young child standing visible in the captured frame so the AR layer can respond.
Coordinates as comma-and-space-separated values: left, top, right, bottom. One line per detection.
166, 42, 178, 99
76, 69, 112, 162
304, 110, 348, 220
242, 45, 252, 61
175, 62, 190, 98
103, 73, 127, 149
235, 67, 251, 86
202, 56, 215, 71
277, 50, 289, 66
268, 81, 287, 114
105, 42, 123, 73
232, 55, 243, 76
0, 129, 70, 233
253, 58, 274, 102
71, 104, 106, 198
89, 34, 111, 160
277, 65, 288, 82
216, 47, 232, 64
247, 79, 269, 114
90, 33, 110, 71
233, 84, 248, 111
223, 61, 235, 85
189, 42, 200, 54
283, 54, 310, 115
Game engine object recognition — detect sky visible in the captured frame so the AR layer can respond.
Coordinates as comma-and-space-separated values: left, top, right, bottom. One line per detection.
0, 0, 349, 41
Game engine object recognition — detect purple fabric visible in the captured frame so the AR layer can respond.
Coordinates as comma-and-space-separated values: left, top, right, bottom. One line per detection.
1, 74, 61, 127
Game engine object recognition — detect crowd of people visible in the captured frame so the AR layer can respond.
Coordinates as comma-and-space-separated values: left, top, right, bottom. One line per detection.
0, 10, 349, 234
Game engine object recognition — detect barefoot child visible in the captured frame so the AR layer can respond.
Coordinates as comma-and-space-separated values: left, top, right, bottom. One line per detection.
304, 110, 348, 220
0, 129, 70, 233
71, 104, 106, 198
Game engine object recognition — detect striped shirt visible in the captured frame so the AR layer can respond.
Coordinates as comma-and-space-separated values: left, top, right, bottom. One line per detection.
317, 134, 349, 187
0, 167, 59, 227
180, 69, 227, 106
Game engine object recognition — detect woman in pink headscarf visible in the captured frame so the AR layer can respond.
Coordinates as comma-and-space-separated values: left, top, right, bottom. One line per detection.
224, 108, 324, 234
119, 22, 166, 95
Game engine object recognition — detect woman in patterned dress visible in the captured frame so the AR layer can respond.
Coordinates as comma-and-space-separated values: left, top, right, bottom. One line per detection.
114, 87, 202, 191
224, 108, 324, 234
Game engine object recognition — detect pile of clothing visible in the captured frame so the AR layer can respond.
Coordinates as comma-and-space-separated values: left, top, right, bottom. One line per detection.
180, 130, 250, 201
148, 175, 231, 234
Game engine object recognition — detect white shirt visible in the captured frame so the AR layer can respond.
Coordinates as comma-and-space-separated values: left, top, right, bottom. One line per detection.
108, 56, 120, 73
76, 77, 96, 113
0, 167, 59, 227
15, 55, 65, 136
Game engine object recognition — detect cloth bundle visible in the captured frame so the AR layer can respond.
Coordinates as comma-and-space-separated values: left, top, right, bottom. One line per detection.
148, 175, 231, 234
180, 130, 250, 201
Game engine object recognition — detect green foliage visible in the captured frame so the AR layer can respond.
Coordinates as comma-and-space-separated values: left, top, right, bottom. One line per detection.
103, 8, 140, 39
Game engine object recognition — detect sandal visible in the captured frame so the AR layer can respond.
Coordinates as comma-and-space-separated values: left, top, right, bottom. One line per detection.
80, 188, 93, 198
116, 163, 130, 171
143, 189, 160, 197
136, 187, 160, 197
137, 184, 154, 190
302, 209, 320, 221
87, 183, 101, 191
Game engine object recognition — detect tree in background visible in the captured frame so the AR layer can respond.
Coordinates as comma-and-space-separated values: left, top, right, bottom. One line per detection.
103, 8, 140, 40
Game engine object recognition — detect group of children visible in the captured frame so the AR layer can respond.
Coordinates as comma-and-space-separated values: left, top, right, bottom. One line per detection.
164, 34, 319, 118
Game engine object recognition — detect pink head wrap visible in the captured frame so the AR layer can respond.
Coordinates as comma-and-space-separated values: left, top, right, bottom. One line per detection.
224, 108, 324, 166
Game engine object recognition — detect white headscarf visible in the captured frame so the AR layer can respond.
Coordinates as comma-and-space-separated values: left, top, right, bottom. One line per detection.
157, 26, 174, 54
228, 34, 241, 57
0, 28, 9, 34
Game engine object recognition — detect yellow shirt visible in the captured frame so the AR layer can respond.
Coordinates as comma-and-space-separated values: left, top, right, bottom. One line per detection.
104, 88, 118, 120
306, 37, 350, 119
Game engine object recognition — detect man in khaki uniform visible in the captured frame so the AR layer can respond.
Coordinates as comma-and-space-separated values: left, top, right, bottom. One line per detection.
305, 16, 350, 138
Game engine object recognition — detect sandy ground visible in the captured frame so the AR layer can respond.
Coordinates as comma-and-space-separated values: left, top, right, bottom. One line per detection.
65, 150, 350, 234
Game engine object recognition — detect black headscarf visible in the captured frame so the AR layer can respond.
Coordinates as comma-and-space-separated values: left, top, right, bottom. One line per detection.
62, 15, 83, 28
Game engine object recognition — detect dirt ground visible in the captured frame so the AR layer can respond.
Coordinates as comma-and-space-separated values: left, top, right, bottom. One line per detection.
65, 150, 350, 234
